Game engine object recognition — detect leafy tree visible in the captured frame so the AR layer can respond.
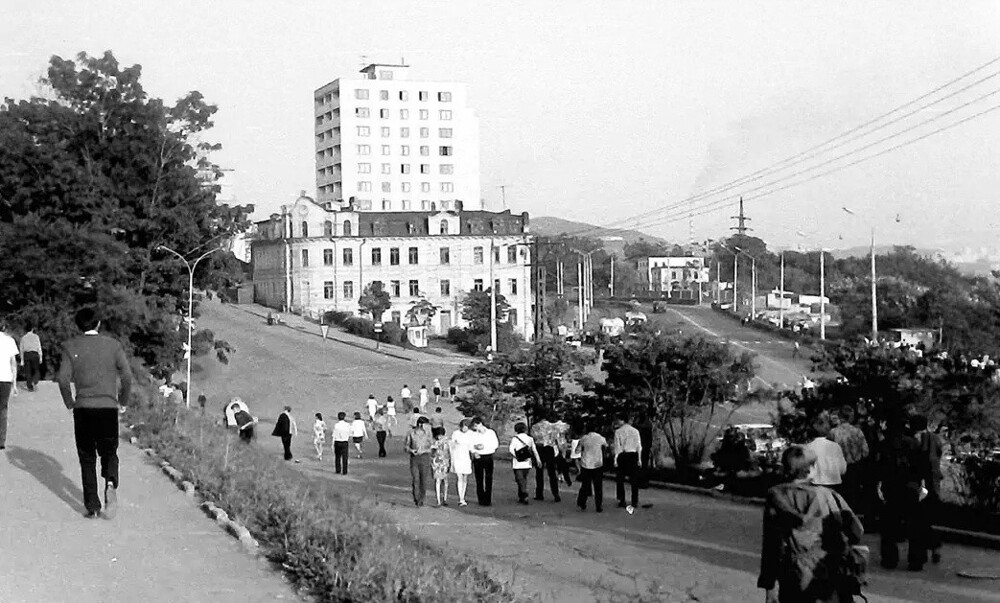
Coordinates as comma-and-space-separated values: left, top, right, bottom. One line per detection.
358, 281, 391, 321
590, 333, 755, 475
460, 288, 512, 334
623, 238, 670, 259
406, 297, 439, 326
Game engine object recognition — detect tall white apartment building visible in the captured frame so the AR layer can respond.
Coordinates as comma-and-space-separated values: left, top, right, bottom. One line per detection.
314, 63, 480, 212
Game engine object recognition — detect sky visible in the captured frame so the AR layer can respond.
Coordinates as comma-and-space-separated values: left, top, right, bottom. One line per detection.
2, 1, 999, 252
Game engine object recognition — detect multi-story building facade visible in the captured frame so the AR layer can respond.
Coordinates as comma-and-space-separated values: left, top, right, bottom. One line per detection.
313, 63, 480, 212
252, 194, 533, 340
637, 256, 709, 299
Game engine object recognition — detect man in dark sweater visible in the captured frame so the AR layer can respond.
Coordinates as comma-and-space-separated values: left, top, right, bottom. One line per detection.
57, 308, 133, 519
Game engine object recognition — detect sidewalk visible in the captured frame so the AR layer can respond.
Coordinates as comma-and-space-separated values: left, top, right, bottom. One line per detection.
0, 382, 293, 603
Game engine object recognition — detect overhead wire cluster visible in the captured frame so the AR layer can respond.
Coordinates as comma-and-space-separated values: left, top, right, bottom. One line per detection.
566, 54, 1000, 241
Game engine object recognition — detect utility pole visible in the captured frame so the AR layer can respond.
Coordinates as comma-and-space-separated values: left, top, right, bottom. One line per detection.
733, 253, 739, 313
497, 185, 511, 210
609, 256, 615, 297
871, 228, 878, 341
820, 249, 826, 340
577, 260, 584, 329
489, 239, 497, 353
779, 252, 785, 330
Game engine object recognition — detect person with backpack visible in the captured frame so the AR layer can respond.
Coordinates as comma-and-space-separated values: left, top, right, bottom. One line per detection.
758, 445, 865, 603
509, 422, 542, 505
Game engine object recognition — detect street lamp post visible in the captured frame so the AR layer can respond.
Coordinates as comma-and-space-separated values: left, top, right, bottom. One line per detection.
719, 246, 738, 314
734, 246, 757, 319
157, 245, 223, 408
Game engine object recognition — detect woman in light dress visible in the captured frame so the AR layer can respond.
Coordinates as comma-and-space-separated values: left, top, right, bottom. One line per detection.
385, 395, 398, 433
449, 419, 475, 506
313, 412, 328, 460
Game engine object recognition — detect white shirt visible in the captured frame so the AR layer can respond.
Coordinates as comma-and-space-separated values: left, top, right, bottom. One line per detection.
471, 427, 499, 455
332, 420, 352, 442
419, 388, 429, 404
366, 398, 378, 416
351, 419, 367, 438
401, 387, 411, 399
807, 437, 847, 486
509, 433, 539, 469
0, 333, 19, 382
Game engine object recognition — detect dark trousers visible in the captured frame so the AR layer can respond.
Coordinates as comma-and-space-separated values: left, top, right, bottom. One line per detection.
334, 441, 350, 474
73, 408, 119, 514
22, 351, 41, 390
616, 451, 640, 507
514, 468, 531, 502
924, 477, 943, 552
409, 453, 431, 505
280, 434, 293, 460
472, 454, 495, 505
881, 485, 928, 569
840, 462, 863, 511
0, 381, 11, 447
376, 431, 387, 457
577, 466, 604, 511
534, 445, 560, 499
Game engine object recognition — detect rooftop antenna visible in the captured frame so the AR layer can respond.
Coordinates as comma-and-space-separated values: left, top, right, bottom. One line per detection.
497, 184, 511, 210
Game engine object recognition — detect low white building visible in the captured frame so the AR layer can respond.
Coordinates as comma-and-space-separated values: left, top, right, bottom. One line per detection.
637, 256, 709, 299
252, 194, 533, 340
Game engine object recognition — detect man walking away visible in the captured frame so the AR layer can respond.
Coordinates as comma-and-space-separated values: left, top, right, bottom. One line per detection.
373, 408, 389, 457
56, 308, 133, 519
877, 416, 930, 571
405, 416, 434, 506
430, 406, 445, 432
576, 422, 607, 513
271, 405, 298, 461
912, 414, 944, 564
0, 319, 19, 450
470, 417, 499, 506
20, 323, 42, 392
829, 406, 870, 511
613, 416, 643, 513
332, 412, 352, 474
510, 422, 542, 504
530, 414, 561, 502
400, 384, 412, 413
806, 416, 847, 494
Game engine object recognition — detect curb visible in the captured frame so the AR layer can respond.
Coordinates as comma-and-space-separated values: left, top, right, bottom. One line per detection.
131, 437, 261, 556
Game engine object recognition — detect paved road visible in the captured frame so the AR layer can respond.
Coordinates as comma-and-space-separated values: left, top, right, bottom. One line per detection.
200, 300, 1000, 602
0, 383, 293, 603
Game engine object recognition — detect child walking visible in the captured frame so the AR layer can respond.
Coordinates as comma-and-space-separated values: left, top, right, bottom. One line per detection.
431, 427, 451, 506
313, 412, 328, 461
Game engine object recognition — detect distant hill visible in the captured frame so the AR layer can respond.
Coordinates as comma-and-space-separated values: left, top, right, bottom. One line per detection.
531, 217, 670, 250
829, 245, 942, 260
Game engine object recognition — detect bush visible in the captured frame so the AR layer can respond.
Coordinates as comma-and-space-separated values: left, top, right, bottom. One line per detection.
955, 455, 1000, 512
322, 310, 352, 326
381, 321, 406, 346
126, 400, 517, 602
446, 327, 522, 356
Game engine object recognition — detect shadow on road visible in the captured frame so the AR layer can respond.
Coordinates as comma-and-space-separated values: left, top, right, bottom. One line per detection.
5, 446, 86, 514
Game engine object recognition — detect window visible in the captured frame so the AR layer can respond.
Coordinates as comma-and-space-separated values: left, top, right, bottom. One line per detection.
440, 279, 451, 296
357, 144, 370, 155
401, 145, 410, 156
439, 110, 452, 120
343, 248, 353, 265
419, 109, 429, 120
379, 90, 389, 101
390, 247, 400, 265
408, 279, 420, 296
399, 91, 408, 101
439, 220, 449, 235
509, 278, 518, 295
300, 221, 309, 237
439, 146, 453, 156
357, 181, 371, 192
379, 70, 393, 80
355, 89, 369, 100
381, 163, 391, 175
400, 108, 409, 119
473, 279, 484, 292
439, 128, 453, 138
390, 280, 401, 297
323, 248, 334, 266
441, 182, 454, 193
438, 91, 452, 102
358, 162, 371, 173
494, 279, 501, 292
401, 200, 411, 210
324, 220, 333, 236
440, 200, 451, 210
400, 164, 411, 174
439, 247, 450, 265
419, 91, 429, 101
421, 199, 431, 210
401, 182, 411, 192
380, 126, 390, 137
420, 182, 430, 192
343, 280, 354, 299
355, 107, 369, 118
379, 108, 389, 119
419, 127, 429, 138
493, 246, 501, 263
343, 220, 352, 236
391, 310, 401, 325
420, 164, 430, 174
508, 309, 518, 326
507, 246, 518, 263
368, 248, 381, 266
400, 127, 410, 138
381, 144, 390, 156
379, 182, 389, 193
324, 281, 334, 300
408, 247, 419, 264
439, 164, 454, 175
382, 198, 391, 210
357, 126, 370, 136
473, 246, 484, 264
301, 249, 309, 267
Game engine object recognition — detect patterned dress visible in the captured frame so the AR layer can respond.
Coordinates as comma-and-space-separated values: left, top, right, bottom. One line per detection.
431, 438, 451, 480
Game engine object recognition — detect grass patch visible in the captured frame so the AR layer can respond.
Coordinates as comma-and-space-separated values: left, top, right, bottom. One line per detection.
126, 400, 519, 603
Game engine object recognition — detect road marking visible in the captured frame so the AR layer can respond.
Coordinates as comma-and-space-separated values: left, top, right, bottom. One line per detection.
616, 527, 755, 559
